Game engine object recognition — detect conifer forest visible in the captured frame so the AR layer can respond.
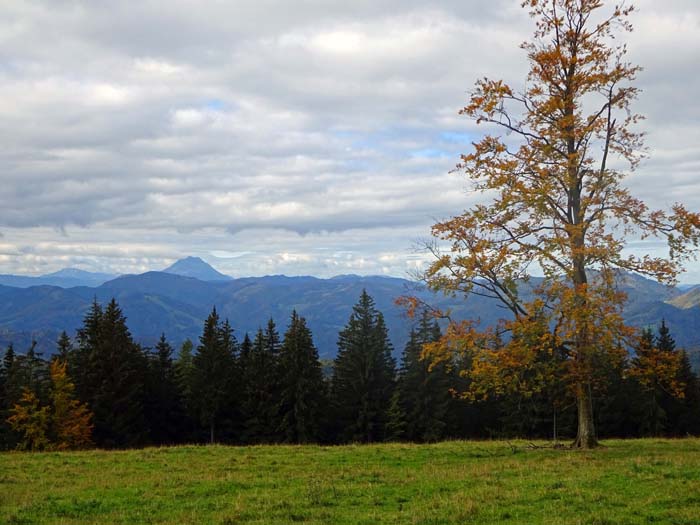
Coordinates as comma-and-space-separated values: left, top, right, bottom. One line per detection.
2, 290, 699, 451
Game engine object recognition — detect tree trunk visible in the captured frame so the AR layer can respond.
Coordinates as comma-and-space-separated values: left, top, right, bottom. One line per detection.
210, 421, 215, 444
573, 382, 597, 448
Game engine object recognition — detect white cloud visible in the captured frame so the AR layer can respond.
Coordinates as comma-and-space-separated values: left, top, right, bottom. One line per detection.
0, 0, 698, 281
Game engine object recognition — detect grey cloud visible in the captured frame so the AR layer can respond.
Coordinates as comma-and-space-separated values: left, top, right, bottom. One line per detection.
0, 0, 698, 279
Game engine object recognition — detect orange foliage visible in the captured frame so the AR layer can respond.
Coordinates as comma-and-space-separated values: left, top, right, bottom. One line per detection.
629, 332, 684, 400
6, 389, 50, 451
5, 361, 94, 451
419, 0, 700, 447
49, 360, 94, 450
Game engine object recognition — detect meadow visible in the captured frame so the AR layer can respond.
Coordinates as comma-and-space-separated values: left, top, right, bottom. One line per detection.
2, 439, 700, 524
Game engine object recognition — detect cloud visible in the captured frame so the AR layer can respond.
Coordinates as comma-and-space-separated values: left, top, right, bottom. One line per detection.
0, 0, 698, 281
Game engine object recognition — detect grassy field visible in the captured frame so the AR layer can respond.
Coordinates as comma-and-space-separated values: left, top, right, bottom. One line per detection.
2, 439, 700, 524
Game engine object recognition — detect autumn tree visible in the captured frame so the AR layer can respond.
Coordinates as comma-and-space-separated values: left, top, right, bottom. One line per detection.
629, 321, 694, 436
49, 360, 93, 450
421, 0, 700, 447
6, 388, 50, 451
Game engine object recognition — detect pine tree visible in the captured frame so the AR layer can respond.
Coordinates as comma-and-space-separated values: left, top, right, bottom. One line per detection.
239, 333, 252, 369
0, 344, 20, 449
669, 351, 700, 436
192, 307, 236, 443
657, 320, 676, 353
652, 321, 700, 436
56, 331, 73, 362
594, 349, 642, 439
630, 324, 684, 436
332, 290, 396, 443
49, 360, 93, 450
174, 339, 195, 407
19, 341, 49, 398
73, 298, 148, 447
146, 334, 184, 444
385, 388, 407, 441
241, 326, 281, 443
174, 338, 197, 441
391, 311, 451, 442
631, 328, 665, 436
73, 299, 103, 403
278, 311, 326, 443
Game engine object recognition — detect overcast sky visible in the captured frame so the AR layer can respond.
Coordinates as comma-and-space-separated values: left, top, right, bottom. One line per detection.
1, 1, 699, 280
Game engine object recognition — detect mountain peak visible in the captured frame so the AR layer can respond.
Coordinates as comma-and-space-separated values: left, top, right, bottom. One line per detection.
162, 256, 232, 282
43, 268, 115, 279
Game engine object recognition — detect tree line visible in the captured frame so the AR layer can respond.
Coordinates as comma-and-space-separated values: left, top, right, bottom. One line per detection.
0, 290, 699, 450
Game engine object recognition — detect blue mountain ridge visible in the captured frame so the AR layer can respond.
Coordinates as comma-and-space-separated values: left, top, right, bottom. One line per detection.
0, 259, 698, 367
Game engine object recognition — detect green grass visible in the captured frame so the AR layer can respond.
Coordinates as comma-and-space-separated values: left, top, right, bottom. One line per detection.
2, 439, 700, 524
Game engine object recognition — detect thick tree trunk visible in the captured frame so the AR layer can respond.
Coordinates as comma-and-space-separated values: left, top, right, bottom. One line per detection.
573, 382, 598, 448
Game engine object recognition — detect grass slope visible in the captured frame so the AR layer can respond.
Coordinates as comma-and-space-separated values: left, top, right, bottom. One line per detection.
2, 439, 700, 524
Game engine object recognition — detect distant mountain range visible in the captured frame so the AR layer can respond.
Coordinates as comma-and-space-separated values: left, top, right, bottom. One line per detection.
0, 268, 118, 288
0, 258, 699, 367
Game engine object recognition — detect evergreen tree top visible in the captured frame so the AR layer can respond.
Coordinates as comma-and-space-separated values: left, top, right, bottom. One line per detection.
656, 319, 677, 353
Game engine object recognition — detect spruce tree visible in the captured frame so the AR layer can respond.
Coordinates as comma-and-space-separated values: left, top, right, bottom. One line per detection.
631, 328, 664, 435
0, 344, 20, 449
56, 331, 73, 362
192, 307, 236, 443
146, 333, 183, 444
653, 321, 700, 436
391, 311, 451, 442
174, 338, 197, 441
657, 320, 676, 353
332, 290, 395, 443
71, 298, 148, 447
174, 339, 195, 407
241, 326, 281, 443
73, 299, 103, 404
93, 299, 148, 447
278, 311, 326, 443
19, 341, 49, 399
670, 351, 700, 436
629, 325, 685, 437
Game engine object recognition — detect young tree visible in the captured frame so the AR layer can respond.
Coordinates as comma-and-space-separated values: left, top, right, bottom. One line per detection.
629, 325, 683, 436
49, 360, 93, 450
6, 388, 50, 451
278, 311, 326, 443
56, 331, 73, 363
421, 0, 700, 447
332, 290, 395, 442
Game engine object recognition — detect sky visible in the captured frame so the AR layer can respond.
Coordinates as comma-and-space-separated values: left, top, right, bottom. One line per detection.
0, 1, 699, 280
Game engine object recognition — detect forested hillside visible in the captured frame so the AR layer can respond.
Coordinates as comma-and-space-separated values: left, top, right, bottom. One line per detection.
0, 259, 698, 360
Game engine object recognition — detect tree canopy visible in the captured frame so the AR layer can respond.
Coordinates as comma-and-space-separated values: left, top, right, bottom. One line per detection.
420, 0, 700, 448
